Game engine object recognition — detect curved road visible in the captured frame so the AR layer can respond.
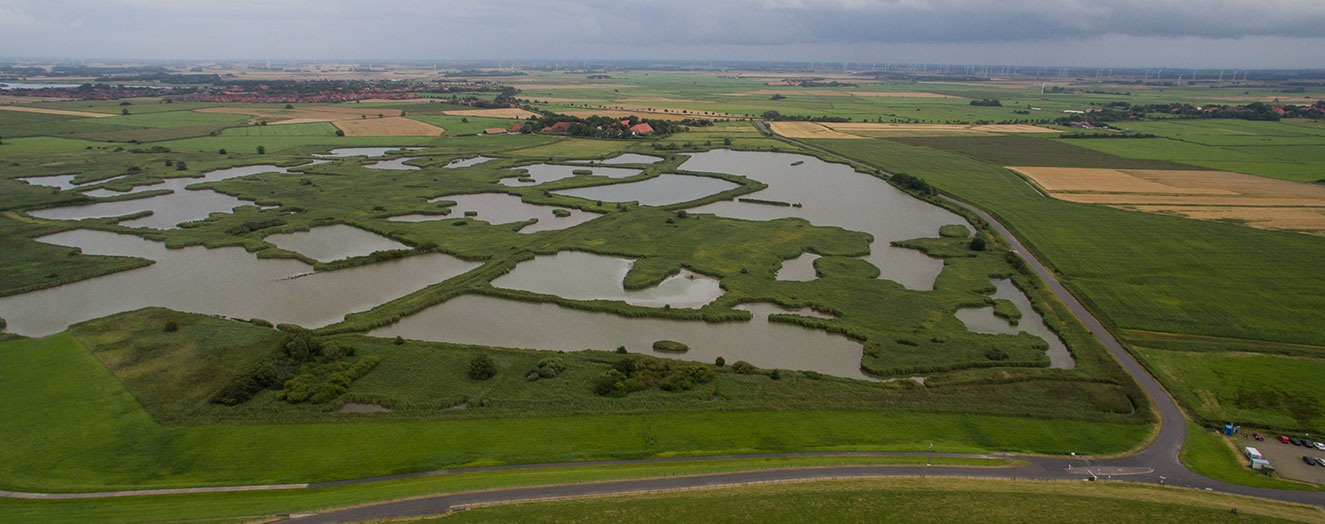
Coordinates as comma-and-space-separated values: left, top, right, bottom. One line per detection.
6, 129, 1324, 521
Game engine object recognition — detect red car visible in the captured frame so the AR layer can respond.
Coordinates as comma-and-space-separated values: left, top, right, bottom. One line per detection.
1253, 433, 1264, 441
1279, 435, 1291, 444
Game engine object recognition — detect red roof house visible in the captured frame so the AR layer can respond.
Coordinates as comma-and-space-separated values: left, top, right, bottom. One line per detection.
629, 123, 654, 135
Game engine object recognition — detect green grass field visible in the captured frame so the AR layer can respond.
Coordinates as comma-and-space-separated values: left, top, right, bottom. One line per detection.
1140, 350, 1325, 432
424, 477, 1324, 524
1180, 422, 1324, 492
0, 457, 1015, 524
0, 333, 1150, 491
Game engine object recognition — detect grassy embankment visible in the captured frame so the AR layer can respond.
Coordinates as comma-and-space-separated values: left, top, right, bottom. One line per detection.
425, 477, 1325, 524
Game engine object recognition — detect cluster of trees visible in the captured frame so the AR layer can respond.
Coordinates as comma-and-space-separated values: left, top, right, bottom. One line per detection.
890, 172, 937, 196
969, 99, 1002, 107
212, 333, 368, 406
759, 110, 849, 122
95, 73, 220, 84
592, 357, 714, 397
519, 112, 692, 138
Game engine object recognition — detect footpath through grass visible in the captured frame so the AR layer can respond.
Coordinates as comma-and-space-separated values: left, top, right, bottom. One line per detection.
427, 477, 1325, 524
0, 333, 1150, 492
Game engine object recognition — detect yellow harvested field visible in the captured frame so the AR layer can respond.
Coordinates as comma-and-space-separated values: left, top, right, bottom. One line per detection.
1013, 165, 1325, 233
0, 105, 115, 118
332, 117, 444, 137
442, 108, 541, 119
269, 118, 338, 125
768, 121, 865, 139
724, 90, 961, 98
1121, 205, 1325, 234
1007, 167, 1238, 195
971, 124, 1059, 133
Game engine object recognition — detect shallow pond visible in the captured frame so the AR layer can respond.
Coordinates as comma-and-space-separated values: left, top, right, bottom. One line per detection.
0, 229, 480, 337
579, 153, 663, 165
444, 156, 494, 168
954, 279, 1075, 369
394, 193, 599, 233
368, 295, 873, 381
27, 163, 322, 229
492, 251, 723, 308
17, 174, 82, 190
683, 150, 966, 291
265, 224, 411, 262
364, 157, 421, 170
553, 174, 740, 206
314, 147, 425, 158
776, 252, 820, 281
499, 164, 641, 186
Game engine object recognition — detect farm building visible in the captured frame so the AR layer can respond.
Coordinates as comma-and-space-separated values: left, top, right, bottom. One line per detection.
629, 123, 654, 135
483, 128, 507, 135
542, 121, 575, 134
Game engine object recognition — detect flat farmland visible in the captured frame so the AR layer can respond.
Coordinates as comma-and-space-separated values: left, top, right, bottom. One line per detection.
1004, 166, 1325, 234
0, 106, 116, 118
442, 108, 541, 119
332, 116, 445, 136
724, 89, 963, 98
768, 121, 864, 139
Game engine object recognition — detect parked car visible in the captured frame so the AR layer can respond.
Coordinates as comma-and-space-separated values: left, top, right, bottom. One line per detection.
1253, 433, 1264, 441
1316, 457, 1325, 466
1290, 437, 1302, 446
1279, 435, 1291, 444
1316, 442, 1325, 451
1304, 456, 1317, 466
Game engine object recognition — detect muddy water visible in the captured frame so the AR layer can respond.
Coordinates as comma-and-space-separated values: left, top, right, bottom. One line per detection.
553, 174, 740, 206
580, 153, 663, 165
499, 164, 641, 186
492, 251, 723, 308
395, 193, 599, 233
364, 157, 421, 170
776, 252, 820, 281
0, 229, 480, 337
315, 147, 424, 158
954, 279, 1075, 369
265, 224, 411, 262
27, 163, 324, 229
17, 174, 82, 189
683, 150, 966, 291
368, 295, 872, 380
444, 156, 493, 168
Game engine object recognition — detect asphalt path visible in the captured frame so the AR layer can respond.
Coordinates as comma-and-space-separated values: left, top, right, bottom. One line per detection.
6, 127, 1323, 521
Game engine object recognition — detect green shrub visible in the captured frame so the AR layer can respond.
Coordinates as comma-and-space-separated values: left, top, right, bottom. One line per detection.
526, 358, 566, 381
969, 236, 987, 251
652, 340, 689, 352
163, 320, 179, 333
469, 354, 497, 381
731, 360, 758, 374
572, 169, 592, 175
715, 356, 725, 367
393, 335, 405, 345
552, 208, 572, 217
985, 347, 1009, 361
278, 358, 380, 404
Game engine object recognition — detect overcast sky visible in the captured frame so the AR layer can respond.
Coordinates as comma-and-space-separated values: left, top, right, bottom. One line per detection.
2, 0, 1323, 68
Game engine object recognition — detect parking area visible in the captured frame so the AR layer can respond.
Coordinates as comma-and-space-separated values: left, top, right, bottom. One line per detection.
1234, 433, 1325, 485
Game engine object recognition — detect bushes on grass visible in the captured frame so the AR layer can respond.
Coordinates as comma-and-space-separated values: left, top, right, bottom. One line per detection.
278, 358, 380, 404
730, 360, 758, 374
592, 356, 714, 397
526, 358, 566, 381
652, 340, 689, 353
211, 333, 376, 406
469, 354, 497, 381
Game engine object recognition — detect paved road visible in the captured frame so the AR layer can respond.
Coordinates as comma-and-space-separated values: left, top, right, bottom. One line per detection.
6, 129, 1323, 521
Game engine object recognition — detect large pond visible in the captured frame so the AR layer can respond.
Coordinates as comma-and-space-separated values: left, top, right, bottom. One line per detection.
553, 174, 740, 206
390, 193, 599, 233
364, 157, 421, 171
26, 163, 323, 229
683, 150, 966, 291
955, 279, 1075, 369
578, 153, 663, 165
314, 147, 425, 158
0, 229, 480, 338
265, 224, 411, 262
367, 295, 873, 381
444, 156, 494, 168
776, 252, 820, 281
499, 164, 641, 186
491, 251, 723, 308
